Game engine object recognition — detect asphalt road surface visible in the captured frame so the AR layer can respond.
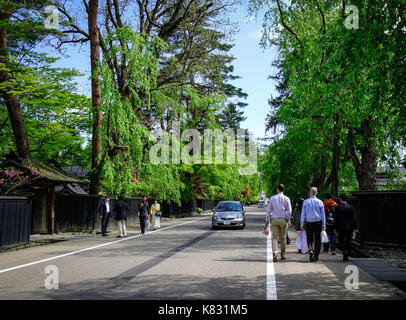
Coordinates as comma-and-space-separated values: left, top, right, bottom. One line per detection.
0, 207, 402, 300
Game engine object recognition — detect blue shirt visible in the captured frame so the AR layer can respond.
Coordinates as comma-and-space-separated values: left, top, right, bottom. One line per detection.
301, 196, 326, 227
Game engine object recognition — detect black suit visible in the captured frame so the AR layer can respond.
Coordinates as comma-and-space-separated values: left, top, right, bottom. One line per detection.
334, 202, 358, 259
98, 199, 111, 235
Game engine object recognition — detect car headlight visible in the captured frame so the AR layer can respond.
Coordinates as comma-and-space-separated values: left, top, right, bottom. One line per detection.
213, 213, 221, 220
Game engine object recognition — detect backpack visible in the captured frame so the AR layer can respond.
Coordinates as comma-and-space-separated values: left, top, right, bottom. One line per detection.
325, 204, 335, 226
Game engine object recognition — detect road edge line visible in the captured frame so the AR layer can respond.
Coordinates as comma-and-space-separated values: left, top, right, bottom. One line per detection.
0, 216, 209, 274
267, 224, 278, 300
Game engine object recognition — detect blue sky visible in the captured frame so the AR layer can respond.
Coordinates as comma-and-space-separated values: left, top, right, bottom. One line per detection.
45, 3, 278, 139
228, 4, 278, 139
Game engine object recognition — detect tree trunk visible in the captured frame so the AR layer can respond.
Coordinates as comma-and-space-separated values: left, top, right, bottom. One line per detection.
331, 114, 340, 196
88, 0, 103, 195
348, 119, 378, 191
0, 11, 31, 160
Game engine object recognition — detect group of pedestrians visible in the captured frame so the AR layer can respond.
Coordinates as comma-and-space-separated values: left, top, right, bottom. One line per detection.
265, 184, 358, 263
98, 195, 162, 238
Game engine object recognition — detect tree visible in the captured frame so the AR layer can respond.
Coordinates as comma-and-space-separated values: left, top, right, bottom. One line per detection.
0, 0, 36, 160
0, 53, 92, 167
251, 0, 406, 193
54, 0, 252, 201
88, 0, 103, 195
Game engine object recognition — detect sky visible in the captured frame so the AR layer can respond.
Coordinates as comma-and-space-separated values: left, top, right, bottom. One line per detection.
227, 4, 278, 140
43, 2, 278, 140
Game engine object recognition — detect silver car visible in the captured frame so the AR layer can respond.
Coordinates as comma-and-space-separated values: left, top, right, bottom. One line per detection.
212, 201, 246, 230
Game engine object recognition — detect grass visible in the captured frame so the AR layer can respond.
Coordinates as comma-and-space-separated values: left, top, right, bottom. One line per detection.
64, 224, 95, 233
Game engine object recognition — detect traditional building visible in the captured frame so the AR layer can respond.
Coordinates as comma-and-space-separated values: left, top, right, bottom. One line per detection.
1, 156, 84, 234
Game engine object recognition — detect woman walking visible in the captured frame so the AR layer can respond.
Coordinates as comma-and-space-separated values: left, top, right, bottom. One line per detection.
151, 199, 161, 230
292, 198, 307, 254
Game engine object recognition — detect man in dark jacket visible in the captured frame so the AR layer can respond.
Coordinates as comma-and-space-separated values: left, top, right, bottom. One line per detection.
98, 196, 111, 236
114, 196, 128, 238
138, 196, 150, 235
334, 193, 359, 261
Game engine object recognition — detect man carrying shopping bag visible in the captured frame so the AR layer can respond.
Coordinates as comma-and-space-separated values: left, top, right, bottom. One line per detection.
265, 184, 292, 262
301, 187, 326, 262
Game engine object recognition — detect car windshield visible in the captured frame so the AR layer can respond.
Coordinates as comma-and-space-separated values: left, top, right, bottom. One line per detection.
216, 202, 241, 212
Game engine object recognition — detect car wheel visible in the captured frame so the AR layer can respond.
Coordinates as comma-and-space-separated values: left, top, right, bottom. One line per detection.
212, 225, 217, 230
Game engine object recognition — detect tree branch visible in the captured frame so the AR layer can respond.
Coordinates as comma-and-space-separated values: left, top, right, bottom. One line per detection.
275, 0, 303, 53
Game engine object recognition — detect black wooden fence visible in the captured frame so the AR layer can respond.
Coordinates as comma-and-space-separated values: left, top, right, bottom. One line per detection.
351, 191, 406, 248
2, 191, 405, 247
54, 195, 100, 233
197, 199, 221, 211
0, 196, 31, 248
54, 195, 216, 233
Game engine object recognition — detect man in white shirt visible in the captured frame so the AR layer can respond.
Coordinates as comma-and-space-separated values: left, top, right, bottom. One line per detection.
265, 184, 292, 262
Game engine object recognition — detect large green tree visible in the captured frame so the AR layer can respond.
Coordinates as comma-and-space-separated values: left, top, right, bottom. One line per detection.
251, 0, 406, 196
54, 0, 256, 202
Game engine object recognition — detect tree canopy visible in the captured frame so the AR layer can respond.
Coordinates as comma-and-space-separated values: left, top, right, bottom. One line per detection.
252, 0, 406, 199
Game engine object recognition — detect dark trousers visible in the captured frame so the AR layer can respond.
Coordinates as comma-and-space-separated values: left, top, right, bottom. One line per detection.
101, 214, 110, 235
323, 224, 337, 252
139, 215, 147, 234
306, 221, 322, 258
337, 230, 352, 257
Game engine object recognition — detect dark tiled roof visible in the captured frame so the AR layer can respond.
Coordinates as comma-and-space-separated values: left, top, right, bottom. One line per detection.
66, 166, 90, 177
1, 159, 83, 183
55, 183, 88, 194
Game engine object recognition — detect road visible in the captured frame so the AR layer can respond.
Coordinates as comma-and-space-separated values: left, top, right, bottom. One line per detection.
0, 206, 402, 300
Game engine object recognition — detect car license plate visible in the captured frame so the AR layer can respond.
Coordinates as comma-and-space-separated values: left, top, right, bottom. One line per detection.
223, 220, 230, 225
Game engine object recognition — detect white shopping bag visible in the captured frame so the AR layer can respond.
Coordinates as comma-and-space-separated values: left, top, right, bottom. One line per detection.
321, 230, 329, 243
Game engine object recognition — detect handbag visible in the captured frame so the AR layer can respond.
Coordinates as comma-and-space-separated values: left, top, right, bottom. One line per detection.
321, 230, 329, 243
156, 211, 162, 217
262, 225, 269, 236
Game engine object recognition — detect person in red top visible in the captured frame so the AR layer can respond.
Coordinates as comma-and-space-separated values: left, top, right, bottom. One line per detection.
323, 192, 338, 254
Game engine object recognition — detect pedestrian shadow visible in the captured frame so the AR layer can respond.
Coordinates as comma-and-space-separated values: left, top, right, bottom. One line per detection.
11, 273, 267, 300
271, 269, 400, 300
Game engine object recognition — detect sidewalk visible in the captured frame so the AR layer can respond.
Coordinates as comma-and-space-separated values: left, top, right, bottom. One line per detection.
275, 227, 405, 299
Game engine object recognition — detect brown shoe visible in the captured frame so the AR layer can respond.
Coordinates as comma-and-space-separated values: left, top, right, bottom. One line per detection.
273, 253, 278, 262
281, 256, 287, 260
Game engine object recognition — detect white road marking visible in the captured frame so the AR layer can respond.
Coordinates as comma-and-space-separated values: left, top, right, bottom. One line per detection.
266, 224, 278, 300
0, 216, 209, 275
